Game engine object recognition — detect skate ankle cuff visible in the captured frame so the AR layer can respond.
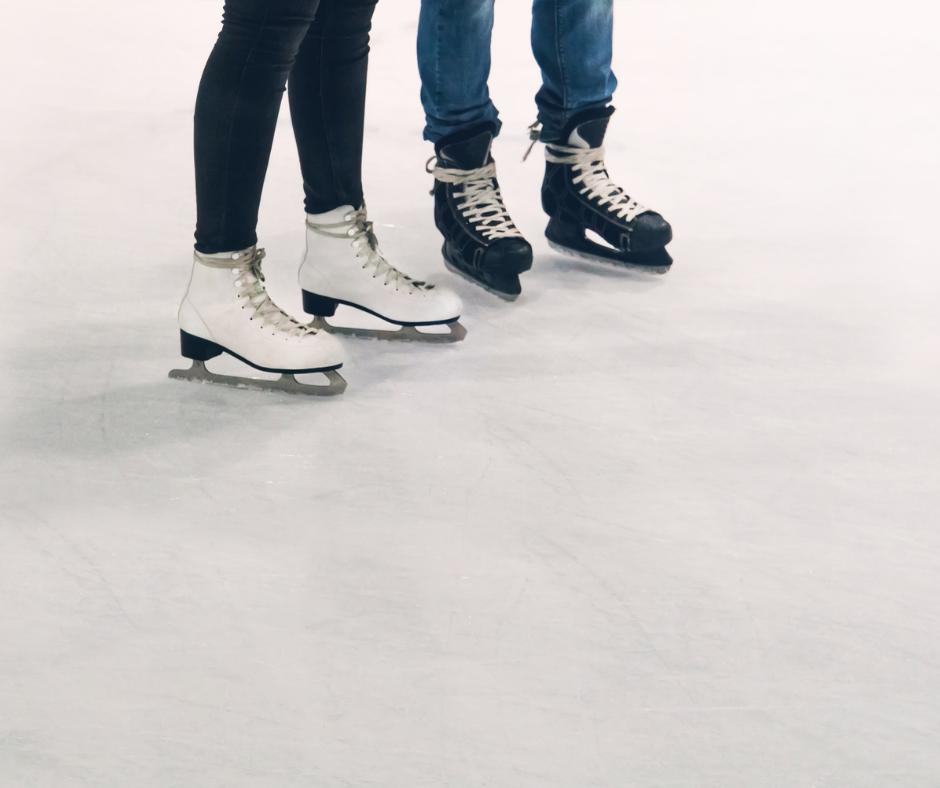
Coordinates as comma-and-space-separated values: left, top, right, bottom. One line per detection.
195, 246, 263, 269
306, 205, 358, 224
305, 217, 354, 238
431, 161, 497, 184
544, 144, 604, 165
433, 122, 498, 153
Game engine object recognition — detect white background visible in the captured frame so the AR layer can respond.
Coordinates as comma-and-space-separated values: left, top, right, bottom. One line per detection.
1, 1, 938, 785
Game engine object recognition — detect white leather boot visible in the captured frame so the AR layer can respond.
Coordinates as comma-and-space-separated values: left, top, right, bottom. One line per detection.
299, 205, 466, 342
172, 246, 346, 394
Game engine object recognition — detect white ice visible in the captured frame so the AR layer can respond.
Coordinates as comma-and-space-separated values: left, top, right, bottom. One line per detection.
1, 1, 939, 785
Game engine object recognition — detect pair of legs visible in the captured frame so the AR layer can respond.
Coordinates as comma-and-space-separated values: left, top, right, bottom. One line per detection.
417, 0, 672, 300
417, 0, 617, 143
173, 0, 464, 397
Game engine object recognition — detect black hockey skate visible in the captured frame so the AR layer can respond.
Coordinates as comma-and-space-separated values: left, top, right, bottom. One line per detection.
429, 123, 533, 300
542, 107, 673, 273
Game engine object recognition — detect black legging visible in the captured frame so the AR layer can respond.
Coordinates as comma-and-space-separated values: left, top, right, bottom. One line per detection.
194, 0, 378, 253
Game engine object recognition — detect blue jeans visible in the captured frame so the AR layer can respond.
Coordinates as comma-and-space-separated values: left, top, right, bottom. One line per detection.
417, 0, 617, 143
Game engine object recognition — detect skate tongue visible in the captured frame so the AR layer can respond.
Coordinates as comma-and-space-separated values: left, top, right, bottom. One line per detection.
568, 116, 610, 149
438, 129, 493, 169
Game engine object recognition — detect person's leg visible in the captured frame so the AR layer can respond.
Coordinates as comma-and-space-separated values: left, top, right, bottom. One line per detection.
291, 0, 465, 339
417, 0, 500, 143
530, 0, 617, 142
194, 0, 320, 253
287, 0, 377, 214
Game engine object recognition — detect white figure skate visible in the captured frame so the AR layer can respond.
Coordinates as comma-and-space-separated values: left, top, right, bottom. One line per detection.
170, 246, 347, 395
299, 205, 466, 343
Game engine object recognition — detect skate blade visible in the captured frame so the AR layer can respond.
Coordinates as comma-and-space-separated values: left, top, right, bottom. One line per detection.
169, 359, 346, 396
547, 240, 672, 274
308, 315, 467, 343
442, 259, 520, 302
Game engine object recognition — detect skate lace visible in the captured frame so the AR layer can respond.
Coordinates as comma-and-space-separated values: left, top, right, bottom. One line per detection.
306, 207, 434, 292
428, 158, 523, 241
199, 247, 314, 338
545, 144, 647, 222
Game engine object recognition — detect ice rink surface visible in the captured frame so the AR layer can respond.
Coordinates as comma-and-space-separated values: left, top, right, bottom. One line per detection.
1, 1, 939, 785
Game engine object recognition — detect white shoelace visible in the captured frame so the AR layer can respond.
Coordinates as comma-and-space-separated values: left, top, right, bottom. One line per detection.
545, 144, 648, 222
429, 159, 524, 241
307, 207, 434, 292
198, 247, 314, 338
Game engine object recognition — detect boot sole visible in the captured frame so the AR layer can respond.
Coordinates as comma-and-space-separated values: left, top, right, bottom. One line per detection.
301, 290, 461, 328
546, 218, 673, 273
442, 243, 521, 301
176, 330, 343, 374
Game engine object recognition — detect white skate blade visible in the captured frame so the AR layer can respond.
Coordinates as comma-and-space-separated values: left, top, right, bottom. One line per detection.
547, 240, 672, 274
308, 315, 467, 344
169, 360, 346, 396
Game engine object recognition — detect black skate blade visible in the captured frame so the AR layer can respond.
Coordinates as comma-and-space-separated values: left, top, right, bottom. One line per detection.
169, 359, 346, 396
547, 240, 673, 274
308, 315, 467, 344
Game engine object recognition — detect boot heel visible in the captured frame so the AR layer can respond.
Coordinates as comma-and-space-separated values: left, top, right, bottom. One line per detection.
302, 290, 338, 317
180, 330, 223, 361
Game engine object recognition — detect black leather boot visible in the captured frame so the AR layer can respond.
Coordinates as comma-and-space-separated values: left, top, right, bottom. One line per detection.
542, 107, 673, 272
430, 124, 533, 299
